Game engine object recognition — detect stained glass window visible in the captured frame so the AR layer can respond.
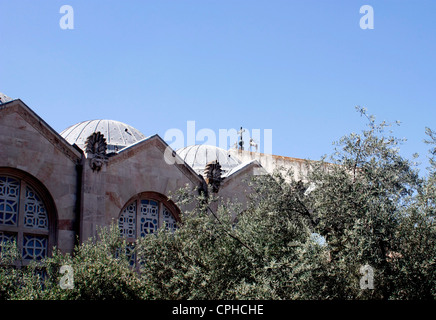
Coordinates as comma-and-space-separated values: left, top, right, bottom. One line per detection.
139, 200, 159, 237
162, 206, 177, 233
119, 201, 136, 238
118, 196, 178, 240
0, 176, 20, 226
24, 187, 48, 229
0, 231, 16, 244
22, 235, 47, 260
0, 174, 51, 262
0, 231, 16, 254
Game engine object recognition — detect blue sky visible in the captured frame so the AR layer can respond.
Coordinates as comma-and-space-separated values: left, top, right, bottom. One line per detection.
1, 0, 435, 174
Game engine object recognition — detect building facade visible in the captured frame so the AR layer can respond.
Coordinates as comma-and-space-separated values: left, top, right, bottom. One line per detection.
0, 94, 306, 261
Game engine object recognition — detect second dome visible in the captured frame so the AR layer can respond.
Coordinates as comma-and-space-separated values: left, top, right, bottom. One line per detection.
177, 144, 241, 175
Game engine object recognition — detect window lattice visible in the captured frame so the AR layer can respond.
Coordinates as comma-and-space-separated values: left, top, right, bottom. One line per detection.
0, 231, 16, 254
119, 197, 178, 241
0, 174, 52, 262
140, 200, 159, 237
0, 176, 20, 226
119, 201, 136, 238
22, 235, 47, 260
0, 231, 16, 244
24, 186, 48, 230
162, 206, 177, 232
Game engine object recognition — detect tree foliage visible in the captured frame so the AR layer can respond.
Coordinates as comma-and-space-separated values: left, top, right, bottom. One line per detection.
0, 225, 147, 300
0, 108, 434, 300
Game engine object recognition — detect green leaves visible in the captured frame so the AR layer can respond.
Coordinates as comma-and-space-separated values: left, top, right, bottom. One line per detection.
0, 109, 434, 300
303, 110, 435, 299
0, 225, 148, 300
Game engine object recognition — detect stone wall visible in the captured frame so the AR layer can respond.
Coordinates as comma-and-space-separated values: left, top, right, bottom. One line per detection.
0, 100, 82, 253
79, 135, 203, 241
228, 148, 312, 182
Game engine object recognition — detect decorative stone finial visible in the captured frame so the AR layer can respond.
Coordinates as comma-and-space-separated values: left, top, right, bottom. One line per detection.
204, 160, 223, 193
85, 131, 107, 172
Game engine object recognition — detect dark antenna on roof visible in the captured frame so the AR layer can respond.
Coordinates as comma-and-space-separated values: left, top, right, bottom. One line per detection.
238, 127, 245, 151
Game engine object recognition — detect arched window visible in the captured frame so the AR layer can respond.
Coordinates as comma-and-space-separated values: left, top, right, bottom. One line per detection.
0, 170, 56, 262
118, 192, 179, 241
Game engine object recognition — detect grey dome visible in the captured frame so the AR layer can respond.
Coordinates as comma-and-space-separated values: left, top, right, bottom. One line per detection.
60, 119, 146, 153
177, 145, 241, 175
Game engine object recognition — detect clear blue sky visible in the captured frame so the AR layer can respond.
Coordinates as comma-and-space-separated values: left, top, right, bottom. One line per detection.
1, 0, 435, 174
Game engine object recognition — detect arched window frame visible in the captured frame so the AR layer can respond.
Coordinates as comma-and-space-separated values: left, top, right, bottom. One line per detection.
118, 191, 181, 242
0, 168, 57, 264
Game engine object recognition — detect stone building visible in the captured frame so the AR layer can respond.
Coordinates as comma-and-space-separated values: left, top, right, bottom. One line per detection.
0, 93, 307, 261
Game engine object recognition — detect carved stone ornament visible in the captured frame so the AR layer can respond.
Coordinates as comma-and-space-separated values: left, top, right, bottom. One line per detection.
85, 131, 108, 172
204, 160, 223, 193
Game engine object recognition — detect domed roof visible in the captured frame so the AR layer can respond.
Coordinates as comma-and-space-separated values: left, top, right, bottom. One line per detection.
60, 119, 146, 152
177, 145, 241, 174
